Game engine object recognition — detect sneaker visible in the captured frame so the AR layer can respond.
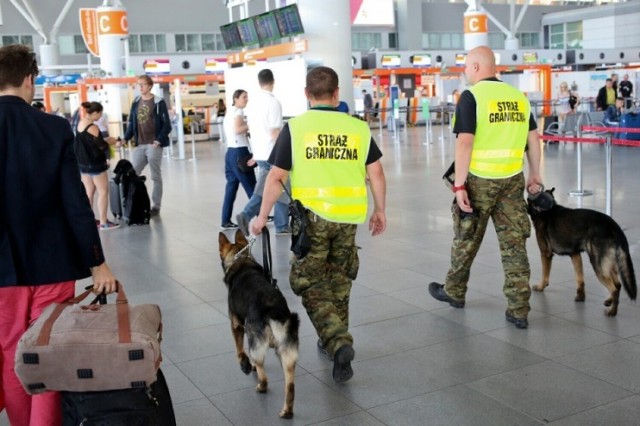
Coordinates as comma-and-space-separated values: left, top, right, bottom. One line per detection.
221, 222, 238, 230
505, 310, 528, 329
267, 216, 274, 223
276, 226, 292, 235
235, 213, 250, 236
428, 282, 465, 308
150, 208, 160, 217
317, 339, 333, 361
99, 221, 120, 231
332, 344, 355, 383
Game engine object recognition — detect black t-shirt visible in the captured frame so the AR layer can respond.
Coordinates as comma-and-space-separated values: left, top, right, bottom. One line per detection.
269, 109, 383, 171
453, 78, 537, 136
619, 80, 633, 98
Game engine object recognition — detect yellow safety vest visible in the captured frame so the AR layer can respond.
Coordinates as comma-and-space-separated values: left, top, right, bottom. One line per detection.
288, 110, 370, 224
467, 81, 530, 178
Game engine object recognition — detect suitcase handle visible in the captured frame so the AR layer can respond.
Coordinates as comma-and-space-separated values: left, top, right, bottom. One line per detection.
36, 281, 132, 346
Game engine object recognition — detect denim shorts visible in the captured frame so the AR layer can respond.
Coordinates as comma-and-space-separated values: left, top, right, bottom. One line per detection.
79, 163, 108, 176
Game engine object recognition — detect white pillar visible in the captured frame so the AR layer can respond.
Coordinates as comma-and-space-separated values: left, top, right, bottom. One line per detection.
39, 44, 65, 112
296, 0, 353, 111
464, 9, 489, 51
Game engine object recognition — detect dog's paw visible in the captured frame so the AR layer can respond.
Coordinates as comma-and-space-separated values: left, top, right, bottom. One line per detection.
604, 298, 613, 307
532, 283, 546, 292
256, 382, 268, 393
279, 409, 293, 419
575, 292, 585, 302
605, 307, 618, 317
239, 356, 252, 375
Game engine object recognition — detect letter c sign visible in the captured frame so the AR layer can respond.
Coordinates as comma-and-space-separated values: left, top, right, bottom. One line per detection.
96, 10, 129, 36
464, 14, 488, 34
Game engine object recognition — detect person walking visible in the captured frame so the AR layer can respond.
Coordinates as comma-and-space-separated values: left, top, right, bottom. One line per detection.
362, 89, 373, 124
74, 101, 121, 230
236, 69, 290, 235
122, 75, 172, 217
0, 44, 118, 426
221, 89, 256, 229
250, 66, 387, 383
427, 45, 543, 329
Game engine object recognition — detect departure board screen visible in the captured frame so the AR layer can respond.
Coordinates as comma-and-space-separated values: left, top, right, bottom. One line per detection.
237, 17, 259, 46
254, 11, 281, 43
274, 4, 304, 37
220, 22, 243, 49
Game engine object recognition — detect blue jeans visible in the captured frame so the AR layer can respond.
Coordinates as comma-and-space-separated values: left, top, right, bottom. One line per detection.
242, 160, 289, 231
222, 147, 256, 224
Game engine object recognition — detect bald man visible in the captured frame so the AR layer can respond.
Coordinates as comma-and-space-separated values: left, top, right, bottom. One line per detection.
428, 46, 543, 329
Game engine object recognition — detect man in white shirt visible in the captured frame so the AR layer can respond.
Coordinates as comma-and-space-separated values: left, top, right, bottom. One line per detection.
236, 69, 290, 235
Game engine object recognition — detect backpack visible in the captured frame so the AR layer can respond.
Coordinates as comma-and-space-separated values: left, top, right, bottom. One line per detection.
569, 92, 578, 110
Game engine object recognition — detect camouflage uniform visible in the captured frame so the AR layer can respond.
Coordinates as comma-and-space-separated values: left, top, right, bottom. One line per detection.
444, 172, 532, 317
289, 214, 359, 356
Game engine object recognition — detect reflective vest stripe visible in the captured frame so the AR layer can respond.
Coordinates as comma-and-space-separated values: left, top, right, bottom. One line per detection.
471, 149, 523, 159
469, 160, 523, 174
303, 200, 368, 218
292, 186, 367, 199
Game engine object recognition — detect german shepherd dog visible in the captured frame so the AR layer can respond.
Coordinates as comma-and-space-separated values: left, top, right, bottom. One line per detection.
528, 189, 637, 316
218, 230, 299, 418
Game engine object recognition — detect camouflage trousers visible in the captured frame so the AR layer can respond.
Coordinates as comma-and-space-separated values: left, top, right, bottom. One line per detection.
444, 172, 532, 317
289, 213, 359, 356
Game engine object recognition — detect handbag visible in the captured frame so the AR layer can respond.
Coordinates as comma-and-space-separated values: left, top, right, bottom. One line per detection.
237, 153, 257, 173
280, 182, 312, 259
15, 284, 162, 394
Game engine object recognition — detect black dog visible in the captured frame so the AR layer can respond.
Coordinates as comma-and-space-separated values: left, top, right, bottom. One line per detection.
218, 230, 299, 418
528, 188, 637, 316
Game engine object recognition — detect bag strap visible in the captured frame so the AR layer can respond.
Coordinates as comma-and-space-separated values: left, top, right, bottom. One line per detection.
36, 282, 131, 346
261, 228, 278, 289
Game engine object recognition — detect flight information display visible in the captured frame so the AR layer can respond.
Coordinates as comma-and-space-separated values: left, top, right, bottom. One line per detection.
274, 4, 304, 37
254, 11, 281, 43
237, 17, 259, 46
220, 22, 243, 49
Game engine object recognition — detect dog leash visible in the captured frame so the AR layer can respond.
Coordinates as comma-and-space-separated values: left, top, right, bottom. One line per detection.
261, 228, 278, 289
233, 236, 256, 261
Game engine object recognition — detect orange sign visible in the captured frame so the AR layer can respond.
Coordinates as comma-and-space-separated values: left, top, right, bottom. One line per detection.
227, 39, 308, 64
96, 10, 128, 36
79, 8, 99, 56
464, 14, 488, 34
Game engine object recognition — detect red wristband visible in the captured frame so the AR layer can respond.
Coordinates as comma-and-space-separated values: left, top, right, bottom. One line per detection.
452, 184, 466, 193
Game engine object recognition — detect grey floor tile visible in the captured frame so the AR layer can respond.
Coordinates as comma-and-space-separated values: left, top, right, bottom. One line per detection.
406, 334, 546, 383
368, 384, 540, 426
209, 374, 360, 425
311, 411, 387, 426
555, 339, 640, 392
162, 363, 207, 404
349, 294, 422, 327
174, 398, 233, 426
548, 395, 640, 426
486, 315, 619, 358
162, 322, 235, 362
467, 361, 632, 422
317, 352, 456, 409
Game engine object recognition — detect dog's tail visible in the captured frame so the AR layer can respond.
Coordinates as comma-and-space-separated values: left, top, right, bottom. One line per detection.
616, 242, 637, 300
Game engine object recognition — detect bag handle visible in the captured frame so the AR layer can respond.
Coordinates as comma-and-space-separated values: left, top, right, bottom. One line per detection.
36, 281, 131, 346
261, 228, 277, 289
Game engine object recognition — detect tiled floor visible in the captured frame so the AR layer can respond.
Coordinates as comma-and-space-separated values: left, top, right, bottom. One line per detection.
3, 124, 640, 425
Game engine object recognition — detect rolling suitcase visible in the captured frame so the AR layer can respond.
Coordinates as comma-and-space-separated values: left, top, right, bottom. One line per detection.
61, 368, 176, 426
109, 178, 124, 219
619, 112, 640, 141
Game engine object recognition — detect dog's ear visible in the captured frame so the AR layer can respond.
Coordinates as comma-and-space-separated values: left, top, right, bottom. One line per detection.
218, 232, 230, 247
550, 187, 555, 194
235, 230, 248, 245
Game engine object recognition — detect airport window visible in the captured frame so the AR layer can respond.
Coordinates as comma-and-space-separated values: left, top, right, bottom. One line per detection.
57, 35, 88, 55
175, 33, 218, 52
129, 34, 166, 53
565, 21, 582, 49
202, 34, 216, 51
351, 32, 382, 50
1, 35, 33, 49
421, 33, 463, 50
388, 33, 397, 49
549, 23, 564, 49
214, 34, 224, 50
488, 33, 505, 50
129, 35, 140, 53
517, 32, 540, 49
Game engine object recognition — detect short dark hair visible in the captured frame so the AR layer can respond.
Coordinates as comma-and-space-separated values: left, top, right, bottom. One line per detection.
606, 78, 612, 83
138, 74, 154, 87
257, 69, 274, 86
306, 66, 338, 100
0, 45, 38, 90
81, 101, 103, 114
616, 97, 624, 101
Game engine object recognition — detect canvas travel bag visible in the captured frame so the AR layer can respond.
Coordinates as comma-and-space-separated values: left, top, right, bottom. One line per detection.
15, 284, 162, 394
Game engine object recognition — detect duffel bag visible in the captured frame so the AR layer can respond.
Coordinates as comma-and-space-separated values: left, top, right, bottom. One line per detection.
15, 284, 162, 394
